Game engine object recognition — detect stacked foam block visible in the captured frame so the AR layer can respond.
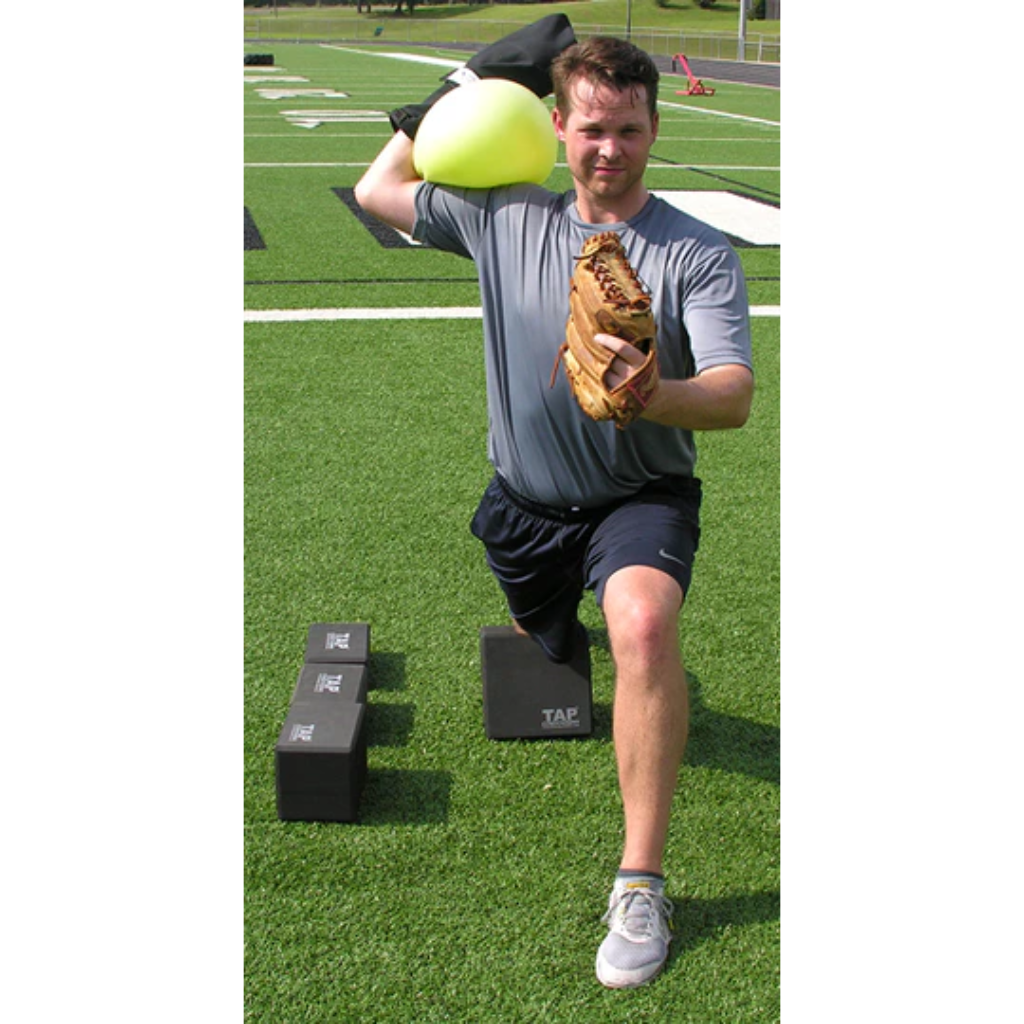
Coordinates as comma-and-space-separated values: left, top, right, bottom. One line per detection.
275, 623, 370, 823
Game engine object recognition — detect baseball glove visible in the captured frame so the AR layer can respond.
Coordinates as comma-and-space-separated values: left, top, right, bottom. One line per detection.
550, 231, 659, 429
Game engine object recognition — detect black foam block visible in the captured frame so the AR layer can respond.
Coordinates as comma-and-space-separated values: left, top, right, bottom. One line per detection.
275, 701, 367, 822
291, 663, 369, 706
480, 626, 592, 739
304, 622, 370, 665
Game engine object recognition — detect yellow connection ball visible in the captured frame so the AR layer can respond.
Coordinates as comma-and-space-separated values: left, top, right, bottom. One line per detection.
414, 78, 557, 188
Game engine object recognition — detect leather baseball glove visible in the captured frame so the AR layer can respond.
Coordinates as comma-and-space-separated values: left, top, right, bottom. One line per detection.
551, 231, 660, 429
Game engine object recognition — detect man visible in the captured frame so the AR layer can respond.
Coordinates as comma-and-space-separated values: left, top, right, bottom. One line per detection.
356, 30, 754, 989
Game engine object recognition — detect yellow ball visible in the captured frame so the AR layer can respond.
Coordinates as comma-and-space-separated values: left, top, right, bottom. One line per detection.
413, 78, 557, 188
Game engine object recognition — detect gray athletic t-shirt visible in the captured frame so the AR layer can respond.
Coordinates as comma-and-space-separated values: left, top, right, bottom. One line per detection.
413, 183, 752, 508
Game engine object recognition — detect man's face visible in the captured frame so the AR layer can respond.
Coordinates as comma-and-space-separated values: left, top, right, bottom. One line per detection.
553, 79, 659, 217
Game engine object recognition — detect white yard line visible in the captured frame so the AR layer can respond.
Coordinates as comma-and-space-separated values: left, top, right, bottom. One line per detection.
244, 306, 781, 323
322, 44, 463, 69
244, 162, 779, 170
658, 101, 780, 128
244, 307, 484, 323
245, 162, 383, 168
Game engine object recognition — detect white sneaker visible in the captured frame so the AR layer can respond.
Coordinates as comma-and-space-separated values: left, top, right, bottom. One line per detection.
595, 876, 674, 989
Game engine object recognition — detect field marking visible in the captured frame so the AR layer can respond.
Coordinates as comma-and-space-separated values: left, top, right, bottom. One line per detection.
654, 190, 780, 246
245, 307, 484, 323
243, 133, 776, 143
245, 162, 382, 168
244, 161, 778, 170
245, 306, 780, 323
244, 133, 395, 139
659, 101, 778, 129
255, 88, 351, 100
323, 45, 463, 68
647, 164, 780, 172
244, 75, 309, 83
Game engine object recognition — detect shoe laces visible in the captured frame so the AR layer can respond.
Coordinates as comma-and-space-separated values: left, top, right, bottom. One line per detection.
603, 886, 674, 942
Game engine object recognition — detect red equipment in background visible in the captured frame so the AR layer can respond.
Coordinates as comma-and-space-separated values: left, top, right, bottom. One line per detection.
671, 53, 716, 96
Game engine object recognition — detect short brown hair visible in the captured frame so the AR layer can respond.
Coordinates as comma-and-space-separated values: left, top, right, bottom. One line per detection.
552, 36, 660, 122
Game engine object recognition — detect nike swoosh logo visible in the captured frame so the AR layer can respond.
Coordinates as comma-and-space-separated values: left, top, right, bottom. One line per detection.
659, 548, 689, 568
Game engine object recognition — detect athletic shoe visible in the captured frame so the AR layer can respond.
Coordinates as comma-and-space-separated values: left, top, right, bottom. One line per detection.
595, 876, 674, 989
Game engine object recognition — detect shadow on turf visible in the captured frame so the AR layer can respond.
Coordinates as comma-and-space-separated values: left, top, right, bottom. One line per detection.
667, 888, 780, 964
367, 652, 406, 692
588, 630, 779, 786
359, 768, 453, 826
685, 673, 779, 786
357, 651, 455, 825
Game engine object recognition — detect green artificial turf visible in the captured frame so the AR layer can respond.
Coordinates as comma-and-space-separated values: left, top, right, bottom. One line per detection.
245, 38, 779, 1021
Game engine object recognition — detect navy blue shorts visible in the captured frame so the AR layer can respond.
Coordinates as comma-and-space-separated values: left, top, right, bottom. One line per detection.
469, 474, 702, 663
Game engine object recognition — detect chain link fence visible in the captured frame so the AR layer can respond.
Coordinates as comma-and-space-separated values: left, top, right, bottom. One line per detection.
243, 16, 781, 63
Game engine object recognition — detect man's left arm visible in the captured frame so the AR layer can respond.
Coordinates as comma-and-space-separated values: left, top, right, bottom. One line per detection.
595, 334, 753, 430
642, 362, 753, 429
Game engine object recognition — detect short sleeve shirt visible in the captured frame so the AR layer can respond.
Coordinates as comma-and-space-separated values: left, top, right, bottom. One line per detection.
413, 183, 752, 508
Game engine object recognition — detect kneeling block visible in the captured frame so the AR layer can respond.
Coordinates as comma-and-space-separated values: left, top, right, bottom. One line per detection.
480, 626, 592, 740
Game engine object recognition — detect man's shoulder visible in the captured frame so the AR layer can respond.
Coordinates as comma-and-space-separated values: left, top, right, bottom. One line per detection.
420, 180, 564, 209
639, 193, 734, 250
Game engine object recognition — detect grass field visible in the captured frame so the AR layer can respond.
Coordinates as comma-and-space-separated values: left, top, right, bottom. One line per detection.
245, 34, 779, 1022
244, 1, 781, 61
243, 0, 779, 34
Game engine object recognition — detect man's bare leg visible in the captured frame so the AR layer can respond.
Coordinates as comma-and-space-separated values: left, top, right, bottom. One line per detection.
602, 565, 688, 873
594, 565, 685, 988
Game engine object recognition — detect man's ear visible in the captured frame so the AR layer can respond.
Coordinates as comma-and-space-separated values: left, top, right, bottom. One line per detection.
552, 106, 567, 141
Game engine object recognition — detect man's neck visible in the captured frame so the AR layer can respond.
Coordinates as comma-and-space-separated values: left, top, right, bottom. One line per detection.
574, 187, 651, 225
